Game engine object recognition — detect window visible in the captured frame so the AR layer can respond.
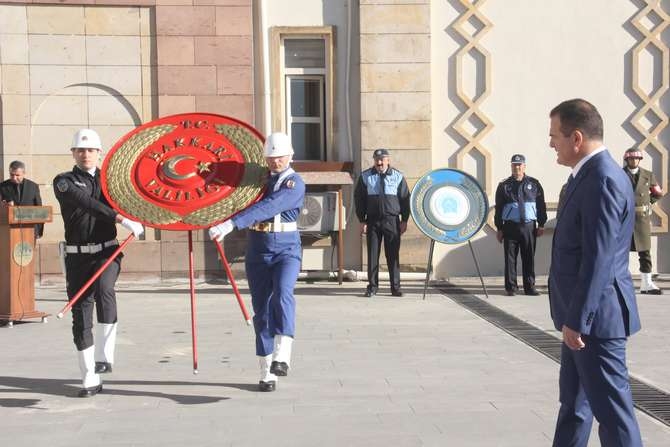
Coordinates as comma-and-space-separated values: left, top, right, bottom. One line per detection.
270, 27, 334, 161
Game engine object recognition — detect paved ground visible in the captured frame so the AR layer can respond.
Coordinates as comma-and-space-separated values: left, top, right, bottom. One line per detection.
1, 277, 669, 446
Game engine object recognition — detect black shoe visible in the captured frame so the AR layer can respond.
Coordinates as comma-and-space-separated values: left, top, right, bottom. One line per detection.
95, 362, 113, 374
364, 288, 377, 297
78, 384, 103, 398
505, 289, 516, 296
258, 380, 276, 392
641, 288, 662, 295
270, 361, 289, 376
391, 289, 404, 297
525, 288, 541, 296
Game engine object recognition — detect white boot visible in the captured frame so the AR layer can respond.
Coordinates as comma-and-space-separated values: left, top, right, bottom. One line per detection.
258, 355, 277, 392
94, 323, 117, 373
270, 335, 293, 376
77, 346, 101, 389
95, 323, 117, 363
641, 273, 662, 295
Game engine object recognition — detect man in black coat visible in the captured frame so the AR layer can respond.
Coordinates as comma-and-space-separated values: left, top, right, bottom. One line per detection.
0, 160, 44, 238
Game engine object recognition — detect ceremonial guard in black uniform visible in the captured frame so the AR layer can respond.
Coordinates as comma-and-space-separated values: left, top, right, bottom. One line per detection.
210, 132, 304, 392
494, 154, 547, 296
53, 129, 144, 397
623, 148, 665, 294
354, 149, 410, 297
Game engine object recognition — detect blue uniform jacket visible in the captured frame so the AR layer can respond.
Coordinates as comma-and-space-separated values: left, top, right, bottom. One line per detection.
231, 169, 305, 229
549, 150, 641, 338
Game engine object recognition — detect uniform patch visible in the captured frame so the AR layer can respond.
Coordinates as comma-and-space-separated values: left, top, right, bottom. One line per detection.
286, 180, 295, 189
527, 184, 532, 190
56, 179, 69, 192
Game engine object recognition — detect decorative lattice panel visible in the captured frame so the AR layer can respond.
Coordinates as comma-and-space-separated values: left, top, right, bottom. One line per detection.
630, 1, 669, 233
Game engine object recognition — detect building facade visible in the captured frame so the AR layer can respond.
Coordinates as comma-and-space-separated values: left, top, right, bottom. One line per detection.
0, 0, 668, 281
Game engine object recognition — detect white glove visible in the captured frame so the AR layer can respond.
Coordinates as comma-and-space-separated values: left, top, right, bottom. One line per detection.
208, 220, 234, 242
121, 217, 145, 238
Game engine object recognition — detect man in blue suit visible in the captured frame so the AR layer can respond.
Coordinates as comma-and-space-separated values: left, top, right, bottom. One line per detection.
548, 99, 642, 447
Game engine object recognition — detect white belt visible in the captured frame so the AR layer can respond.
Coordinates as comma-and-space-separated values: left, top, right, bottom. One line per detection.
65, 239, 119, 254
250, 222, 298, 233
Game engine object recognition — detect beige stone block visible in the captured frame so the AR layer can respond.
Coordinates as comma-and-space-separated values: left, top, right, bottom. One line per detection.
1, 95, 30, 124
87, 66, 143, 96
2, 65, 30, 94
194, 36, 252, 65
361, 149, 431, 179
0, 5, 27, 34
95, 125, 136, 151
360, 34, 429, 63
85, 7, 140, 36
361, 4, 429, 34
361, 120, 430, 150
195, 0, 250, 5
120, 241, 162, 272
31, 95, 88, 125
88, 95, 143, 125
156, 6, 216, 36
29, 154, 78, 185
361, 92, 430, 121
217, 65, 252, 95
140, 7, 152, 36
30, 65, 86, 95
158, 95, 196, 116
215, 6, 251, 36
157, 36, 195, 65
141, 95, 156, 122
361, 63, 429, 93
140, 36, 155, 66
0, 34, 29, 64
141, 65, 155, 96
27, 6, 85, 35
361, 0, 427, 3
156, 0, 195, 5
195, 95, 253, 123
161, 241, 209, 271
38, 242, 61, 274
29, 35, 86, 65
86, 36, 141, 66
3, 125, 31, 154
157, 66, 217, 95
30, 125, 82, 155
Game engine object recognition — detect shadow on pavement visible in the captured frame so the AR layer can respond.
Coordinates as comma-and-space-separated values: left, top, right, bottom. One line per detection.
0, 376, 265, 406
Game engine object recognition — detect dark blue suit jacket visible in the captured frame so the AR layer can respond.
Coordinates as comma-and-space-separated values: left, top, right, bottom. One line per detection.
549, 150, 641, 338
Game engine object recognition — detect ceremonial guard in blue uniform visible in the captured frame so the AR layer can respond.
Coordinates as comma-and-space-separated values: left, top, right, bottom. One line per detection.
53, 129, 144, 397
209, 132, 304, 392
494, 154, 547, 296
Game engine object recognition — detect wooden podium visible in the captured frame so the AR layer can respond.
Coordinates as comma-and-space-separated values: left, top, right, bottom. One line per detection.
0, 204, 52, 326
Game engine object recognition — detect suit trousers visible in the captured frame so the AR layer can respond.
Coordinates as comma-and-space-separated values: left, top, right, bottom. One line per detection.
553, 339, 642, 447
502, 221, 537, 292
366, 215, 401, 291
636, 250, 652, 273
65, 249, 122, 351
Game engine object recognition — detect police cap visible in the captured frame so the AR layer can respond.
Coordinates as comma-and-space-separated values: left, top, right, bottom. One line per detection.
510, 154, 526, 164
373, 148, 390, 159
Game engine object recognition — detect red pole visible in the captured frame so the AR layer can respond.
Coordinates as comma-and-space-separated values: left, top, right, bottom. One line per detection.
188, 231, 199, 374
213, 239, 252, 325
57, 234, 135, 319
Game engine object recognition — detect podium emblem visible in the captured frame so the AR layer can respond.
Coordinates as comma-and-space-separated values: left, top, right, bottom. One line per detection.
410, 168, 488, 244
101, 113, 268, 230
12, 242, 33, 267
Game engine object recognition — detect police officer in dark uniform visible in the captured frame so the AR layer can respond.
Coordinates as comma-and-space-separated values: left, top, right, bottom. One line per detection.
354, 148, 411, 297
53, 129, 144, 397
209, 132, 304, 392
623, 148, 665, 294
494, 154, 547, 296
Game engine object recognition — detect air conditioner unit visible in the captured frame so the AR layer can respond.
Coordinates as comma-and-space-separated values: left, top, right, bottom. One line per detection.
298, 192, 345, 233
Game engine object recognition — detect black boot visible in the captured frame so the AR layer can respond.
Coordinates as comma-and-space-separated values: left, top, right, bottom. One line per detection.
258, 380, 276, 392
78, 384, 103, 397
270, 361, 289, 376
95, 362, 113, 374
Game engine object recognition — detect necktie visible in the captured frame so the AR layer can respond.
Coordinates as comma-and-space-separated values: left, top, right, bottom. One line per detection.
517, 180, 526, 222
557, 174, 573, 214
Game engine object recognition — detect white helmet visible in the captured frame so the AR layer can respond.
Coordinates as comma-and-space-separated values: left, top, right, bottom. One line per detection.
71, 129, 102, 150
263, 132, 294, 157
